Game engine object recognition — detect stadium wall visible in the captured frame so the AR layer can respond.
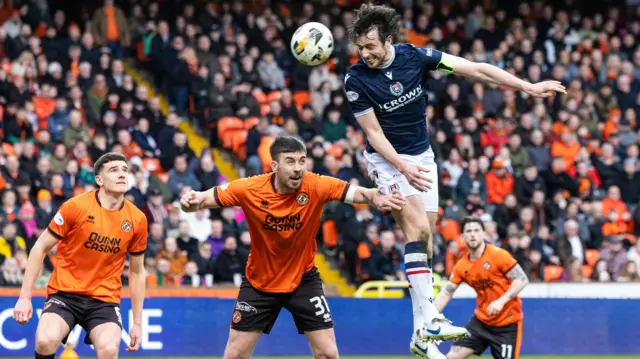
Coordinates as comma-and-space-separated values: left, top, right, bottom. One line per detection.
0, 284, 638, 357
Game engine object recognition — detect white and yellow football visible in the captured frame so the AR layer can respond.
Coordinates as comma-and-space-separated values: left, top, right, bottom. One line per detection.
290, 22, 334, 66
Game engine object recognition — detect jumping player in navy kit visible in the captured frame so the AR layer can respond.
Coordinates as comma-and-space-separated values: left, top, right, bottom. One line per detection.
344, 4, 566, 358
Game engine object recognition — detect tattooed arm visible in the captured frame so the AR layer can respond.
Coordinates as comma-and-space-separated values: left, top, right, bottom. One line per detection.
502, 264, 529, 301
434, 281, 459, 313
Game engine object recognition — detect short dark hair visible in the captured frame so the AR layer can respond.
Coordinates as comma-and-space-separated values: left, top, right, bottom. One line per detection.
270, 136, 306, 161
348, 3, 402, 44
460, 216, 485, 233
94, 152, 127, 175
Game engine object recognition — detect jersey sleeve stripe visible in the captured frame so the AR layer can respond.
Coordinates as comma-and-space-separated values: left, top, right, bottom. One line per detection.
504, 262, 517, 274
213, 187, 221, 207
47, 227, 62, 239
129, 249, 146, 256
353, 107, 373, 117
340, 183, 351, 202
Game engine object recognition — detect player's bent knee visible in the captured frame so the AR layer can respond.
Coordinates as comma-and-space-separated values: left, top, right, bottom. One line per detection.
95, 343, 119, 359
35, 334, 61, 355
223, 346, 252, 359
313, 346, 339, 359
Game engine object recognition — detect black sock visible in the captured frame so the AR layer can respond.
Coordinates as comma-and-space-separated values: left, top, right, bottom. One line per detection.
35, 352, 55, 359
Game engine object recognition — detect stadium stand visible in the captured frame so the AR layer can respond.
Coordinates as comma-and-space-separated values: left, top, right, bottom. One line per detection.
1, 0, 640, 293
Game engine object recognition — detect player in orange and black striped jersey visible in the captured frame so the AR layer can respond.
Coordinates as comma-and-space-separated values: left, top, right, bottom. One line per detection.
434, 216, 529, 359
12, 153, 148, 359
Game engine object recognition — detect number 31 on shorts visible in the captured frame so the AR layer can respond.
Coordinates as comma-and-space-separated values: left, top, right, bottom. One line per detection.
310, 295, 331, 316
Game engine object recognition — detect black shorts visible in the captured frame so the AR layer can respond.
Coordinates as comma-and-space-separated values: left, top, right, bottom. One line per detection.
42, 292, 123, 345
453, 315, 522, 359
230, 268, 333, 335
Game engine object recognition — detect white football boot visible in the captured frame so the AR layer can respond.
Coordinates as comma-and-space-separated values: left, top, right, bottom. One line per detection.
410, 332, 446, 359
419, 316, 468, 342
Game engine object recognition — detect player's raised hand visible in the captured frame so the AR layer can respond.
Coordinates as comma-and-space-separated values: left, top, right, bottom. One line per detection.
126, 323, 141, 352
525, 80, 567, 98
12, 297, 32, 325
400, 163, 432, 192
486, 298, 506, 316
180, 190, 202, 212
373, 191, 406, 212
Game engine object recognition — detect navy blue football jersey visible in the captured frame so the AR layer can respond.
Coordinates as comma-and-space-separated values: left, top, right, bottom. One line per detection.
345, 44, 449, 156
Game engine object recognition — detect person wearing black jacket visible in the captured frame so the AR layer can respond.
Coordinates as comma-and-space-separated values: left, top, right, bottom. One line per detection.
245, 117, 268, 176
515, 164, 546, 206
213, 236, 247, 284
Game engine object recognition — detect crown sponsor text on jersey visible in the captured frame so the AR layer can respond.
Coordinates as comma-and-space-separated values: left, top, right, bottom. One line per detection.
262, 213, 303, 232
380, 84, 423, 112
84, 232, 122, 254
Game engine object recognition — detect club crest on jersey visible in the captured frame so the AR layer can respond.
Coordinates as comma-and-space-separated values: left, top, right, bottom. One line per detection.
232, 310, 242, 323
346, 91, 359, 102
296, 192, 309, 206
388, 183, 400, 193
390, 81, 404, 96
484, 262, 491, 270
54, 211, 64, 225
121, 221, 132, 233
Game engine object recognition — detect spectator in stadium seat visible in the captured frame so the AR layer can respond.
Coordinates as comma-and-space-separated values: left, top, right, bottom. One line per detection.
600, 235, 629, 279
63, 110, 89, 148
91, 0, 130, 59
168, 155, 201, 195
181, 261, 202, 287
0, 222, 25, 262
508, 133, 530, 175
616, 260, 640, 282
47, 96, 70, 143
141, 188, 168, 226
556, 219, 586, 267
192, 241, 215, 276
131, 118, 160, 157
205, 219, 225, 258
176, 220, 198, 258
560, 256, 588, 282
0, 257, 22, 287
590, 259, 612, 282
485, 159, 514, 205
2, 155, 29, 188
160, 237, 187, 278
322, 106, 347, 143
213, 236, 247, 284
116, 97, 138, 130
257, 51, 284, 91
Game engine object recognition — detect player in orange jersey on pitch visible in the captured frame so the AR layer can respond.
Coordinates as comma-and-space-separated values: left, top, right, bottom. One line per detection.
180, 136, 406, 359
13, 152, 148, 359
434, 216, 529, 359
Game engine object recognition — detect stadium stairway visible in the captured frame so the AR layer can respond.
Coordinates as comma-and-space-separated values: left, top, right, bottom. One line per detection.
124, 62, 355, 297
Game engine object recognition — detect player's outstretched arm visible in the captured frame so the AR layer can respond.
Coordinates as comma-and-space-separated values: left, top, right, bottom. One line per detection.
355, 112, 432, 192
180, 188, 220, 212
13, 230, 59, 324
439, 52, 567, 98
434, 281, 459, 313
351, 186, 406, 212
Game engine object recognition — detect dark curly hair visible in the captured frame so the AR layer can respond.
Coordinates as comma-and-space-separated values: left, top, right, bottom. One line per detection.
461, 216, 485, 233
347, 3, 402, 44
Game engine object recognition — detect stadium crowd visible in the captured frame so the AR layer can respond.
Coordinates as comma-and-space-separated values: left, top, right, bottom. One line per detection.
1, 0, 640, 290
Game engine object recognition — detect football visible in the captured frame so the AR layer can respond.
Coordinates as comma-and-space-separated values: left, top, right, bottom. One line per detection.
290, 22, 334, 66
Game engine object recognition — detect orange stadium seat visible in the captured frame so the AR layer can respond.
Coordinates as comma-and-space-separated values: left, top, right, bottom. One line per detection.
244, 116, 260, 130
231, 130, 248, 161
157, 172, 169, 183
217, 116, 244, 142
544, 265, 564, 282
267, 91, 282, 102
293, 91, 311, 108
581, 265, 593, 278
260, 104, 271, 116
252, 90, 267, 104
142, 158, 162, 174
585, 249, 600, 268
